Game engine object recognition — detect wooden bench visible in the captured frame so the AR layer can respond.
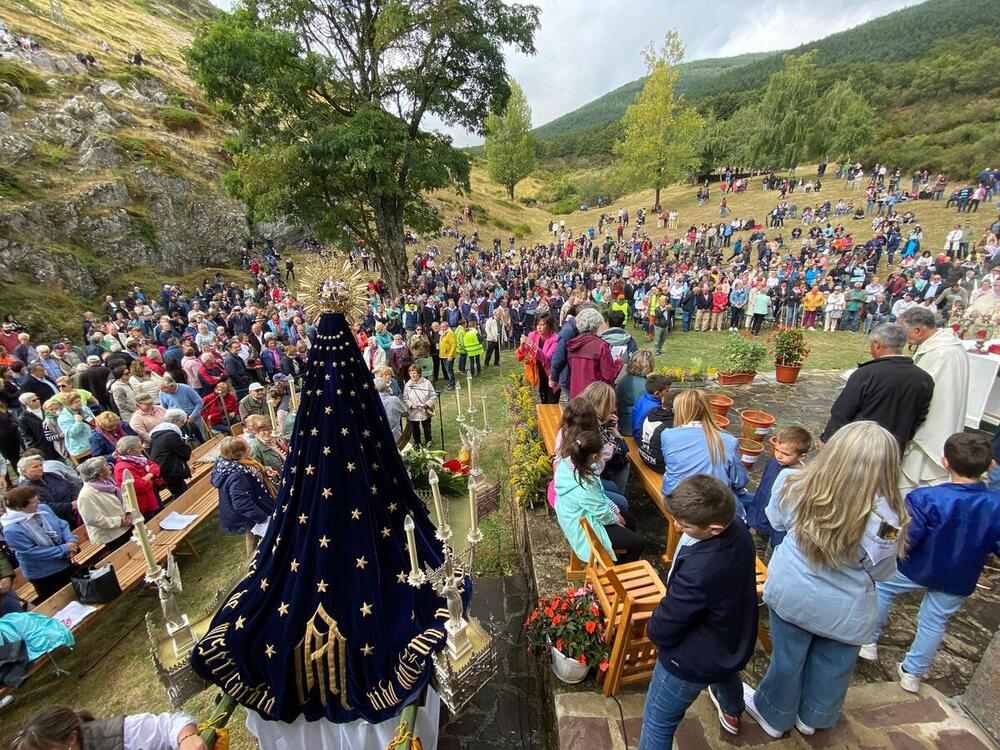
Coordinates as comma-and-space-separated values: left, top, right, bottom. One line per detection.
623, 436, 682, 567
536, 403, 562, 457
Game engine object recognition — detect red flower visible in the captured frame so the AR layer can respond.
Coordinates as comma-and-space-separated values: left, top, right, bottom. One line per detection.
442, 459, 470, 475
551, 615, 561, 626
577, 654, 587, 665
590, 604, 600, 616
599, 660, 610, 672
585, 621, 597, 634
555, 638, 564, 653
544, 607, 554, 618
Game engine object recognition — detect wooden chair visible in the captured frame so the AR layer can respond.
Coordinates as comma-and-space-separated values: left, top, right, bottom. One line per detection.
70, 449, 92, 466
622, 437, 682, 566
230, 422, 244, 438
579, 518, 665, 696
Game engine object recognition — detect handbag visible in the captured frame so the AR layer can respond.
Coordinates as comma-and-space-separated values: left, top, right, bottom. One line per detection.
71, 564, 122, 605
523, 355, 539, 386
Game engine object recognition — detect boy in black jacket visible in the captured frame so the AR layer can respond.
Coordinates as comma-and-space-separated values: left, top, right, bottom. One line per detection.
639, 474, 758, 749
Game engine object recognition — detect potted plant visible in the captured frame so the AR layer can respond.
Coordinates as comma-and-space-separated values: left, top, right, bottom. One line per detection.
772, 326, 811, 383
524, 587, 609, 684
401, 445, 468, 499
717, 333, 768, 386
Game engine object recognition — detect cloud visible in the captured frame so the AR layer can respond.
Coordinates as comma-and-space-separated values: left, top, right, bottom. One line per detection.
207, 0, 923, 145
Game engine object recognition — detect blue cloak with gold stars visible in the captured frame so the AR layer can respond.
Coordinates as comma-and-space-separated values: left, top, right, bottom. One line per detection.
191, 311, 450, 723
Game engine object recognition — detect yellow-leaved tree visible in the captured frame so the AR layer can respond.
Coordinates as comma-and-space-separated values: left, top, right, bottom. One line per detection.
614, 31, 704, 207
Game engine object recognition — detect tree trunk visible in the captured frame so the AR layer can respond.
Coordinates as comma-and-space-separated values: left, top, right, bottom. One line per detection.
506, 183, 515, 200
370, 194, 408, 296
654, 185, 661, 207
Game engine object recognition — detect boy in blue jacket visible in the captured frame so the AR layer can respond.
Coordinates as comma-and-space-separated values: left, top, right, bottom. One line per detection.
862, 432, 1000, 693
746, 425, 812, 547
630, 374, 672, 439
639, 475, 758, 749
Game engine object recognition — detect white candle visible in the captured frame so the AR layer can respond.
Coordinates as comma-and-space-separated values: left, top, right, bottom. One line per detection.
403, 515, 419, 578
289, 380, 297, 411
466, 373, 473, 410
267, 397, 277, 431
468, 483, 478, 536
455, 383, 462, 415
428, 470, 445, 529
122, 473, 157, 574
481, 395, 487, 428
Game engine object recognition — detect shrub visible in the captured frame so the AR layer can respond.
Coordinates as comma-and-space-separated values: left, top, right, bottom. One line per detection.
719, 333, 769, 374
524, 587, 610, 671
31, 141, 72, 167
502, 373, 550, 508
772, 327, 811, 366
157, 106, 203, 133
0, 59, 48, 95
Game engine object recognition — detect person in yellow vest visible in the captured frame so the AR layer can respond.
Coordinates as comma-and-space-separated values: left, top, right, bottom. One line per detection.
438, 321, 457, 390
455, 320, 467, 374
463, 322, 484, 377
611, 294, 630, 323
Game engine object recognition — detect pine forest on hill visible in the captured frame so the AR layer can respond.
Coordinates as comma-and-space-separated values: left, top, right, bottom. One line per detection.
529, 0, 1000, 212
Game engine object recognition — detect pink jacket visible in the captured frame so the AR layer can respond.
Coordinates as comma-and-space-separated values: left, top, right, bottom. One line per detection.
565, 334, 622, 400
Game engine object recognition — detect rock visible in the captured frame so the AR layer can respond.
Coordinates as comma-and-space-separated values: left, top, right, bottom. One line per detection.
0, 131, 35, 164
78, 135, 120, 170
0, 112, 11, 132
0, 83, 25, 111
97, 80, 124, 100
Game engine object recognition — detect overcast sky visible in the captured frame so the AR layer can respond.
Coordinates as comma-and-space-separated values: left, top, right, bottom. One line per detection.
208, 0, 922, 145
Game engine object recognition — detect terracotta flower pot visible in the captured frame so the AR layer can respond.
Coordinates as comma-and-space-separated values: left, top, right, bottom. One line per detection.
741, 409, 776, 440
713, 415, 731, 431
708, 394, 734, 418
774, 363, 802, 384
717, 372, 755, 386
738, 438, 764, 469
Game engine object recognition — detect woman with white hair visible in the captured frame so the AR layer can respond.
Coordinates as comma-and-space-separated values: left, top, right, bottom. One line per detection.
129, 360, 162, 403
196, 352, 229, 397
149, 409, 192, 500
76, 456, 133, 553
565, 307, 622, 399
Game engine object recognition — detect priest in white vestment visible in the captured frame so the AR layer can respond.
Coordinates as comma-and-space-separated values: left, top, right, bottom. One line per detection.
897, 307, 970, 493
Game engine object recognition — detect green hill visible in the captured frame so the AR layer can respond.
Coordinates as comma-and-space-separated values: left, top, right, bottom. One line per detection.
533, 52, 771, 140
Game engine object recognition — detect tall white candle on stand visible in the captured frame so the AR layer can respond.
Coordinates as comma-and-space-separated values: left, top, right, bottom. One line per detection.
122, 472, 157, 574
481, 395, 487, 429
455, 383, 462, 416
403, 515, 419, 579
468, 482, 478, 537
466, 373, 473, 411
428, 469, 445, 529
289, 379, 297, 411
267, 397, 277, 431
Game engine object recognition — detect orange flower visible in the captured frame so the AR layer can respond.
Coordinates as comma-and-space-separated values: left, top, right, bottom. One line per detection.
577, 654, 587, 665
544, 607, 554, 618
555, 638, 564, 652
585, 620, 597, 634
599, 660, 610, 672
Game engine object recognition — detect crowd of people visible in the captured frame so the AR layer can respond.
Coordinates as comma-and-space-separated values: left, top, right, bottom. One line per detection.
0, 160, 999, 743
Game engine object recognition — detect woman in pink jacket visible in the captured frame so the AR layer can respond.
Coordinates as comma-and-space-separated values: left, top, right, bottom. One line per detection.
516, 313, 560, 404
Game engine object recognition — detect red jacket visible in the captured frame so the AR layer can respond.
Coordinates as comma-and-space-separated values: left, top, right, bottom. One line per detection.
114, 456, 162, 514
711, 291, 729, 313
203, 392, 239, 427
565, 334, 622, 400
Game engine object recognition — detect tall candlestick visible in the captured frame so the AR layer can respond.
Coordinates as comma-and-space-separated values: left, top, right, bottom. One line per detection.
289, 379, 297, 411
403, 515, 420, 581
481, 395, 487, 429
467, 482, 482, 543
466, 373, 473, 411
428, 470, 445, 529
267, 397, 277, 431
455, 383, 462, 416
122, 472, 157, 574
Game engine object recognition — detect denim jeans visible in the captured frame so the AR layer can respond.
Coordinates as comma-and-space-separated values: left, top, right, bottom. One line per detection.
468, 354, 481, 376
601, 479, 629, 511
639, 661, 743, 750
783, 305, 799, 327
753, 610, 860, 731
441, 358, 455, 387
603, 464, 630, 495
842, 309, 859, 331
458, 353, 467, 373
872, 571, 965, 677
682, 310, 692, 332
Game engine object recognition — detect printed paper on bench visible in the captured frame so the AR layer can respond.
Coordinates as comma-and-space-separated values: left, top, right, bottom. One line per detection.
54, 601, 97, 629
159, 512, 198, 531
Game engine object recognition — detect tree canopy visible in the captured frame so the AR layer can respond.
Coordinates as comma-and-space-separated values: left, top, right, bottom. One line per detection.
484, 80, 535, 199
613, 31, 704, 206
184, 0, 539, 292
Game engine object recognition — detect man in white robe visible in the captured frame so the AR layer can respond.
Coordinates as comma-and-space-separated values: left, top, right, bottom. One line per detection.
897, 307, 970, 493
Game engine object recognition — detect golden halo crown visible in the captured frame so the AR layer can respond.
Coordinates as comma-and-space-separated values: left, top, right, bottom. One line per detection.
298, 255, 369, 325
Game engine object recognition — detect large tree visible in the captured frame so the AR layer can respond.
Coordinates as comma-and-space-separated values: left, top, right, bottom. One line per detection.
748, 52, 819, 170
483, 80, 535, 199
613, 31, 704, 207
184, 0, 539, 293
808, 81, 874, 162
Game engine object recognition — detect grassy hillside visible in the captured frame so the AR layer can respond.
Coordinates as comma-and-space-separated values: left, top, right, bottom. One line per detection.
533, 51, 771, 140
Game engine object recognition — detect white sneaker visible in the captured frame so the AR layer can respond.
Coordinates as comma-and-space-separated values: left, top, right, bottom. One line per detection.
808, 326, 815, 331
897, 663, 922, 693
794, 717, 815, 736
859, 643, 878, 661
742, 682, 784, 738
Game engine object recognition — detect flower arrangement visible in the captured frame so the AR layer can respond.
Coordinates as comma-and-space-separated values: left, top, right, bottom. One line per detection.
502, 372, 551, 508
771, 326, 811, 367
659, 357, 718, 384
524, 587, 610, 671
401, 445, 467, 496
719, 333, 769, 374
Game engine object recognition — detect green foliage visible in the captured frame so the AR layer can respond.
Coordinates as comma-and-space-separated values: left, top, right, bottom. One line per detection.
773, 327, 811, 366
115, 136, 181, 174
747, 52, 818, 170
157, 106, 203, 132
484, 80, 535, 199
0, 166, 31, 201
31, 141, 72, 167
185, 0, 539, 292
614, 33, 704, 202
719, 334, 769, 374
809, 81, 874, 162
0, 59, 49, 95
